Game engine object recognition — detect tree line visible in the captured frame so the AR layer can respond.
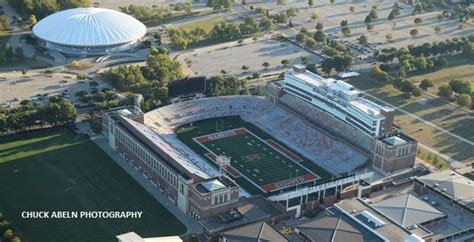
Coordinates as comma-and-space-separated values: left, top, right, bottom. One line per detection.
168, 16, 272, 50
0, 97, 77, 134
0, 44, 25, 66
7, 0, 90, 19
1, 213, 21, 242
101, 47, 183, 111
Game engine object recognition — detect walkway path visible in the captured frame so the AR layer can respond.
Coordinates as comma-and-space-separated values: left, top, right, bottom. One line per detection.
92, 136, 203, 236
365, 92, 473, 146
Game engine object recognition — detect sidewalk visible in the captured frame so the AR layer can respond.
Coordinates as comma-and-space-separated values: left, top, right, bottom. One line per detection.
92, 136, 203, 236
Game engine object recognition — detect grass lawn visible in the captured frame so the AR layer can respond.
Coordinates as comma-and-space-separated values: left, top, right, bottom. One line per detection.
177, 16, 226, 33
175, 116, 333, 195
0, 128, 186, 242
347, 72, 474, 164
408, 55, 474, 97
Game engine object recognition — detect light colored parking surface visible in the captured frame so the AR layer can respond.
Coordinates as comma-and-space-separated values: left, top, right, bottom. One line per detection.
249, 0, 473, 48
0, 70, 110, 108
180, 37, 323, 77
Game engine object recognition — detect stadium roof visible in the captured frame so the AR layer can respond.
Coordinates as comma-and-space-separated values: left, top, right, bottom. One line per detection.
120, 116, 210, 179
33, 8, 146, 47
371, 194, 446, 228
416, 170, 474, 210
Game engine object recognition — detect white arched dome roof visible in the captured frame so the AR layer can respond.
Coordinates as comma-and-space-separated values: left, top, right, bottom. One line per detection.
33, 8, 146, 47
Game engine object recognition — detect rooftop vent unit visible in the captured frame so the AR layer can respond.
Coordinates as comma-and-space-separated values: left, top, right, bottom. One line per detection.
293, 64, 306, 73
361, 210, 385, 228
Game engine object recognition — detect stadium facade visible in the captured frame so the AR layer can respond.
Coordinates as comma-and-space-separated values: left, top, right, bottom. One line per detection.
282, 65, 393, 137
266, 65, 418, 174
32, 8, 146, 55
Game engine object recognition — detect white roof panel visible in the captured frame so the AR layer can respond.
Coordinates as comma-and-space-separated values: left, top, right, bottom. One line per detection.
33, 8, 146, 47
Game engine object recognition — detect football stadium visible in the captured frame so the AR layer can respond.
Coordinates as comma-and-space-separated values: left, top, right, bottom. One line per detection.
102, 65, 417, 219
32, 8, 146, 55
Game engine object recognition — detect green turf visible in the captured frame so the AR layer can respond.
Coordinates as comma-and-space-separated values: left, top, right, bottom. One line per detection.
175, 116, 333, 195
197, 130, 312, 186
0, 128, 186, 242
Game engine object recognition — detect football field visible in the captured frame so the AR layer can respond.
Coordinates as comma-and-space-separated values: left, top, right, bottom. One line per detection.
194, 127, 319, 193
176, 116, 333, 195
0, 128, 186, 242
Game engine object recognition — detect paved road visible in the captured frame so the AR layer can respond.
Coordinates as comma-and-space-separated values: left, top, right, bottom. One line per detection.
93, 136, 204, 236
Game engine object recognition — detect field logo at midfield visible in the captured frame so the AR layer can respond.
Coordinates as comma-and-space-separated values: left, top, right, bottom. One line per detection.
243, 153, 265, 162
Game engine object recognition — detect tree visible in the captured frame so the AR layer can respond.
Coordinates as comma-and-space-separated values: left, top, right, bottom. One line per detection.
438, 84, 453, 98
262, 61, 270, 69
359, 34, 368, 44
315, 22, 323, 30
241, 65, 249, 71
364, 14, 373, 24
340, 20, 348, 27
457, 94, 472, 107
272, 12, 288, 23
370, 9, 378, 19
301, 56, 310, 64
410, 29, 419, 38
286, 7, 299, 19
296, 33, 306, 43
412, 3, 422, 15
388, 10, 396, 20
281, 59, 289, 66
259, 17, 272, 31
400, 80, 415, 94
206, 76, 247, 96
385, 33, 393, 42
449, 80, 472, 94
28, 14, 37, 25
412, 87, 422, 96
277, 0, 287, 5
420, 79, 434, 90
0, 16, 10, 31
306, 38, 316, 48
349, 6, 355, 13
341, 27, 351, 36
310, 11, 319, 21
367, 24, 375, 32
239, 17, 259, 35
330, 0, 335, 3
414, 17, 423, 25
313, 30, 325, 42
209, 0, 232, 11
308, 0, 314, 7
414, 56, 427, 70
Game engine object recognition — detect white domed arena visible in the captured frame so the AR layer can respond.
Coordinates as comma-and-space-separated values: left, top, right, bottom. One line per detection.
32, 8, 147, 56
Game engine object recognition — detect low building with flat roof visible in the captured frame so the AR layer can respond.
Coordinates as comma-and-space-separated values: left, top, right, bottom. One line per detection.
200, 196, 286, 240
414, 170, 474, 214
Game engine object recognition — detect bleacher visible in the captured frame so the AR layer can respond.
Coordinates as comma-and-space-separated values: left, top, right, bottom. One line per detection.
144, 96, 367, 176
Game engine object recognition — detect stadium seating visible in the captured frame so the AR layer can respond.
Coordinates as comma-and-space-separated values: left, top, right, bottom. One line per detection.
144, 96, 367, 176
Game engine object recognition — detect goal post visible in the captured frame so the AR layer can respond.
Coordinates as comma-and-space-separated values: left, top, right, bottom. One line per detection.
217, 155, 231, 176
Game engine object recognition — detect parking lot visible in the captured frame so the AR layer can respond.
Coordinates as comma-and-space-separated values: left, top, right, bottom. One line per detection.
248, 0, 473, 48
0, 70, 110, 108
180, 37, 323, 77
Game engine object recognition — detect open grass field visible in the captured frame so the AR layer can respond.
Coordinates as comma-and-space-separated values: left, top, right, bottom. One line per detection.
177, 16, 225, 33
175, 116, 333, 195
347, 71, 473, 163
409, 55, 474, 98
0, 128, 186, 242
